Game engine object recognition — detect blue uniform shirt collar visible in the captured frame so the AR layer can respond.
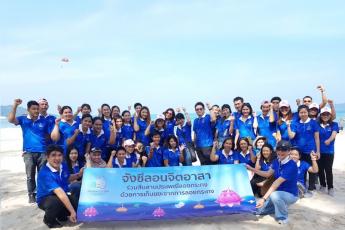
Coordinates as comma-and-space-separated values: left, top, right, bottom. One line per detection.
222, 149, 234, 157
79, 124, 91, 134
279, 156, 290, 165
46, 162, 63, 176
115, 158, 127, 168
299, 118, 311, 124
239, 115, 252, 121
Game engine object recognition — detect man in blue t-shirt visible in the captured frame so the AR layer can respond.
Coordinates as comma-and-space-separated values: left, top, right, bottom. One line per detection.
37, 145, 81, 228
8, 99, 49, 203
246, 140, 298, 224
193, 102, 217, 165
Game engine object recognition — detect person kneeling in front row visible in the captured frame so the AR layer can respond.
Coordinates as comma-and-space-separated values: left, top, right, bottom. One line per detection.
246, 140, 298, 225
36, 145, 83, 228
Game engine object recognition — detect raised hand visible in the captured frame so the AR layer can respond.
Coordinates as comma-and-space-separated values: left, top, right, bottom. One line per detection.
179, 144, 186, 152
74, 129, 80, 135
77, 106, 82, 113
111, 150, 116, 157
14, 99, 22, 106
55, 118, 61, 125
327, 99, 334, 105
317, 85, 325, 92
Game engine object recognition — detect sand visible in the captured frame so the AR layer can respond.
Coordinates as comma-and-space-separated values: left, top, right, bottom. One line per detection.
1, 127, 345, 230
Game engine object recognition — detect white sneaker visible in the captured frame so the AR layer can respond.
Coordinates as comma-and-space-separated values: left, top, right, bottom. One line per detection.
278, 218, 289, 225
319, 186, 327, 193
328, 188, 334, 197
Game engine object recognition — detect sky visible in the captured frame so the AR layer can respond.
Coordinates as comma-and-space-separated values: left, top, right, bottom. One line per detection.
1, 0, 344, 114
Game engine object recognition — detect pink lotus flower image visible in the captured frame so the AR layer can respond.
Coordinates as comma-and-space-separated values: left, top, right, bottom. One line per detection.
152, 207, 165, 217
216, 189, 242, 207
83, 207, 98, 217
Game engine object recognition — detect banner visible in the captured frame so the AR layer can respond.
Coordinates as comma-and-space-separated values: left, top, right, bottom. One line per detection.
77, 164, 256, 222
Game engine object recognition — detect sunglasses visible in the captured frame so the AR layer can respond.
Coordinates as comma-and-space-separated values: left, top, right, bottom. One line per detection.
195, 107, 204, 111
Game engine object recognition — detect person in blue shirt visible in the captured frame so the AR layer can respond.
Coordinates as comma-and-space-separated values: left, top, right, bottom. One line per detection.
37, 145, 82, 228
210, 138, 239, 164
133, 106, 151, 146
121, 110, 134, 140
8, 99, 50, 203
253, 136, 267, 156
251, 143, 276, 197
163, 136, 185, 166
66, 114, 92, 166
123, 139, 139, 167
232, 97, 244, 119
318, 106, 339, 196
99, 103, 112, 137
276, 100, 294, 142
236, 137, 256, 166
38, 98, 56, 145
51, 106, 79, 154
111, 116, 124, 149
73, 103, 91, 125
193, 102, 217, 165
111, 105, 121, 119
215, 104, 235, 149
145, 114, 166, 145
164, 108, 176, 137
175, 108, 195, 166
247, 140, 298, 225
256, 101, 277, 147
287, 105, 320, 191
135, 141, 148, 167
89, 117, 116, 161
145, 131, 164, 167
290, 147, 318, 198
234, 103, 257, 149
270, 96, 282, 118
107, 147, 132, 168
65, 146, 83, 200
131, 102, 142, 123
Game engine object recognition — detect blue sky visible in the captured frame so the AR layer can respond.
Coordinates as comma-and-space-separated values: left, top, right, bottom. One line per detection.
1, 0, 344, 113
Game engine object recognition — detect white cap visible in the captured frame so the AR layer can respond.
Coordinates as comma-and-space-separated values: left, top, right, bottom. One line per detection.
156, 114, 165, 121
261, 100, 270, 106
320, 107, 332, 114
123, 139, 135, 146
279, 100, 290, 108
309, 103, 319, 110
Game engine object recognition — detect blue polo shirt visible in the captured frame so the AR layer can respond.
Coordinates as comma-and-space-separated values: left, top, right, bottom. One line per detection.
259, 160, 273, 171
238, 151, 253, 166
233, 111, 241, 119
148, 126, 166, 146
89, 130, 109, 160
175, 123, 192, 145
68, 126, 91, 163
112, 158, 132, 168
292, 118, 319, 154
122, 123, 134, 140
234, 116, 256, 141
297, 161, 310, 186
40, 114, 56, 145
102, 119, 112, 138
125, 152, 138, 167
36, 162, 70, 204
277, 120, 295, 142
165, 120, 176, 137
257, 114, 277, 147
16, 115, 49, 153
136, 119, 150, 146
216, 118, 232, 139
59, 120, 79, 153
145, 146, 163, 167
112, 128, 124, 149
193, 114, 214, 148
216, 150, 238, 164
163, 148, 181, 166
319, 122, 339, 154
271, 158, 298, 196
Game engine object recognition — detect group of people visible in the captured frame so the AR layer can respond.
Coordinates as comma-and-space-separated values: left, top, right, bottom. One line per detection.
7, 85, 339, 227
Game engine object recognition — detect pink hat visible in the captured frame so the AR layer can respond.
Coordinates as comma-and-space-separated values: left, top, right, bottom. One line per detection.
309, 103, 319, 110
261, 100, 270, 106
320, 107, 332, 114
156, 114, 165, 121
123, 139, 135, 146
279, 100, 290, 108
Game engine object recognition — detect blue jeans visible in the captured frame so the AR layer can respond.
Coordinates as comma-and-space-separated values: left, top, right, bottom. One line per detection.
257, 191, 298, 220
23, 152, 46, 195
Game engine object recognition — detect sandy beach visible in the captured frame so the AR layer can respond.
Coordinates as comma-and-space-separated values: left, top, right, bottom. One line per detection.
1, 127, 344, 230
